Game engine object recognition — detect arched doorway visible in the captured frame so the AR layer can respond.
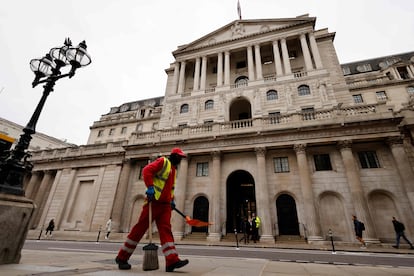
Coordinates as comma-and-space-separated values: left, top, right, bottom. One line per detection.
192, 196, 209, 233
229, 97, 251, 121
276, 194, 299, 235
226, 170, 256, 233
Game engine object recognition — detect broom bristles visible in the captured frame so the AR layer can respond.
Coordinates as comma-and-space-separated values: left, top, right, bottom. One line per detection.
142, 243, 159, 271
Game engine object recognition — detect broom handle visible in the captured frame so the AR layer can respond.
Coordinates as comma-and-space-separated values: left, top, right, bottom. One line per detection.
148, 202, 152, 243
173, 206, 187, 219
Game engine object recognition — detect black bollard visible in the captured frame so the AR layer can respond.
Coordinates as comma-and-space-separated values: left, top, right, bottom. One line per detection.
96, 225, 102, 243
328, 229, 336, 253
37, 225, 44, 240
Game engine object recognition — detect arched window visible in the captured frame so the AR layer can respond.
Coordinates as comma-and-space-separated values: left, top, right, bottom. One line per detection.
180, 104, 189, 113
266, 90, 278, 100
298, 85, 310, 96
234, 76, 248, 87
205, 100, 214, 110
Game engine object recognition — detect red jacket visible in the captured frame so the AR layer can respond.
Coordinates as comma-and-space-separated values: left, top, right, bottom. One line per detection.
142, 157, 176, 203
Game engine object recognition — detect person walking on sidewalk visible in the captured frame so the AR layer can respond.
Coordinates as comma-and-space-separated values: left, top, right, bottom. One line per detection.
45, 219, 55, 238
115, 148, 189, 272
105, 217, 112, 240
392, 217, 414, 249
352, 215, 366, 248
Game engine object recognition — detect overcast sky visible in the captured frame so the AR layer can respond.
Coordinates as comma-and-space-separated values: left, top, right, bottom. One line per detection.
0, 0, 413, 145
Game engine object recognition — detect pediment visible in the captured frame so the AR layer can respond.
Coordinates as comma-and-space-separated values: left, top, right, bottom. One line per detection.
173, 17, 315, 55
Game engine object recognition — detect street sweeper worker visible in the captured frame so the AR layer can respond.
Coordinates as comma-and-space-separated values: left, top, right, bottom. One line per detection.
115, 147, 189, 272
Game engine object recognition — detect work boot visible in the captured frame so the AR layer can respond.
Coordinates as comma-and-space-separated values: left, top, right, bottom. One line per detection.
115, 257, 131, 270
166, 259, 189, 272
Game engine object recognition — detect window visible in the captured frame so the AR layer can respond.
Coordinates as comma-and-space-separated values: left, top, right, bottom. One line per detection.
196, 162, 209, 176
205, 100, 214, 110
342, 67, 351, 75
298, 85, 310, 96
302, 107, 315, 120
314, 154, 332, 171
358, 151, 380, 168
376, 91, 387, 101
266, 90, 278, 100
236, 61, 246, 69
109, 128, 115, 136
353, 94, 363, 103
274, 157, 289, 173
235, 76, 248, 87
397, 67, 410, 80
140, 109, 146, 118
136, 123, 143, 132
288, 50, 297, 59
269, 112, 281, 124
152, 122, 158, 130
121, 127, 127, 134
407, 86, 414, 95
180, 104, 189, 113
97, 130, 104, 137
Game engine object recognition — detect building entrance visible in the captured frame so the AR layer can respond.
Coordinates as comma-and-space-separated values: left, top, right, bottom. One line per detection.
192, 196, 209, 233
276, 194, 300, 235
226, 170, 256, 234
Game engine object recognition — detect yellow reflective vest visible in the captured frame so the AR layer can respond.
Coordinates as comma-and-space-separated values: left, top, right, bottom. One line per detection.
151, 157, 175, 200
254, 216, 261, 228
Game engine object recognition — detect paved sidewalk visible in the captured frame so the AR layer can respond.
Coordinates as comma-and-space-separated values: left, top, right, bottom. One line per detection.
2, 248, 414, 276
1, 231, 413, 275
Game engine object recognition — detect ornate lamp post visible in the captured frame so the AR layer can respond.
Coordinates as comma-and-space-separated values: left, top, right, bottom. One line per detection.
0, 38, 91, 195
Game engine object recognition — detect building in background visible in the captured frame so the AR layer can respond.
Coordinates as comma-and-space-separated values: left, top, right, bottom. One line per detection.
27, 14, 414, 245
0, 117, 75, 151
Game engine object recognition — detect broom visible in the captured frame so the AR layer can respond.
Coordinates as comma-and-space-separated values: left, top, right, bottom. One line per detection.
142, 202, 159, 271
173, 206, 212, 227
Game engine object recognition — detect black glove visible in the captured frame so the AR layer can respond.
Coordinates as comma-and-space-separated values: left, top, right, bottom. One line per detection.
170, 200, 176, 210
146, 186, 155, 202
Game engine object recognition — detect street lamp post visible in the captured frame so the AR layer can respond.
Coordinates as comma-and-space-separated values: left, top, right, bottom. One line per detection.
0, 38, 91, 196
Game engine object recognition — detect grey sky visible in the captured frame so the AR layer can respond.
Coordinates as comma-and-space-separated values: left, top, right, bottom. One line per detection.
0, 0, 413, 145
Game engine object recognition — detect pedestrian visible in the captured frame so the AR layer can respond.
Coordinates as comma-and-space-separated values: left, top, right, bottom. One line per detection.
352, 215, 366, 248
105, 217, 112, 240
45, 219, 55, 238
251, 213, 261, 243
239, 216, 251, 244
115, 147, 189, 272
391, 217, 414, 249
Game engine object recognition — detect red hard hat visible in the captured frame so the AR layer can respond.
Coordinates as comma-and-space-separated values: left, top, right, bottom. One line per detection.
171, 147, 187, 158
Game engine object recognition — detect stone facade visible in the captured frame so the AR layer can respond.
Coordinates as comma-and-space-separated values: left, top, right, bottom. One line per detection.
26, 15, 414, 245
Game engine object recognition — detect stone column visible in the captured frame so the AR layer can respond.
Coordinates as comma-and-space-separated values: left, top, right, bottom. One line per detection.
217, 52, 223, 86
293, 144, 323, 242
177, 61, 186, 93
24, 172, 41, 200
247, 45, 255, 81
173, 157, 189, 240
193, 57, 201, 92
300, 33, 313, 71
200, 56, 207, 90
224, 51, 230, 86
337, 140, 379, 243
280, 38, 292, 74
254, 44, 263, 80
31, 171, 53, 228
207, 150, 222, 241
387, 137, 414, 212
254, 147, 274, 242
111, 159, 132, 232
272, 40, 283, 76
172, 62, 180, 94
308, 32, 323, 69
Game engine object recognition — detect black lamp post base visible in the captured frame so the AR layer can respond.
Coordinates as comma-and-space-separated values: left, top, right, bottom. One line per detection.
0, 162, 27, 196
